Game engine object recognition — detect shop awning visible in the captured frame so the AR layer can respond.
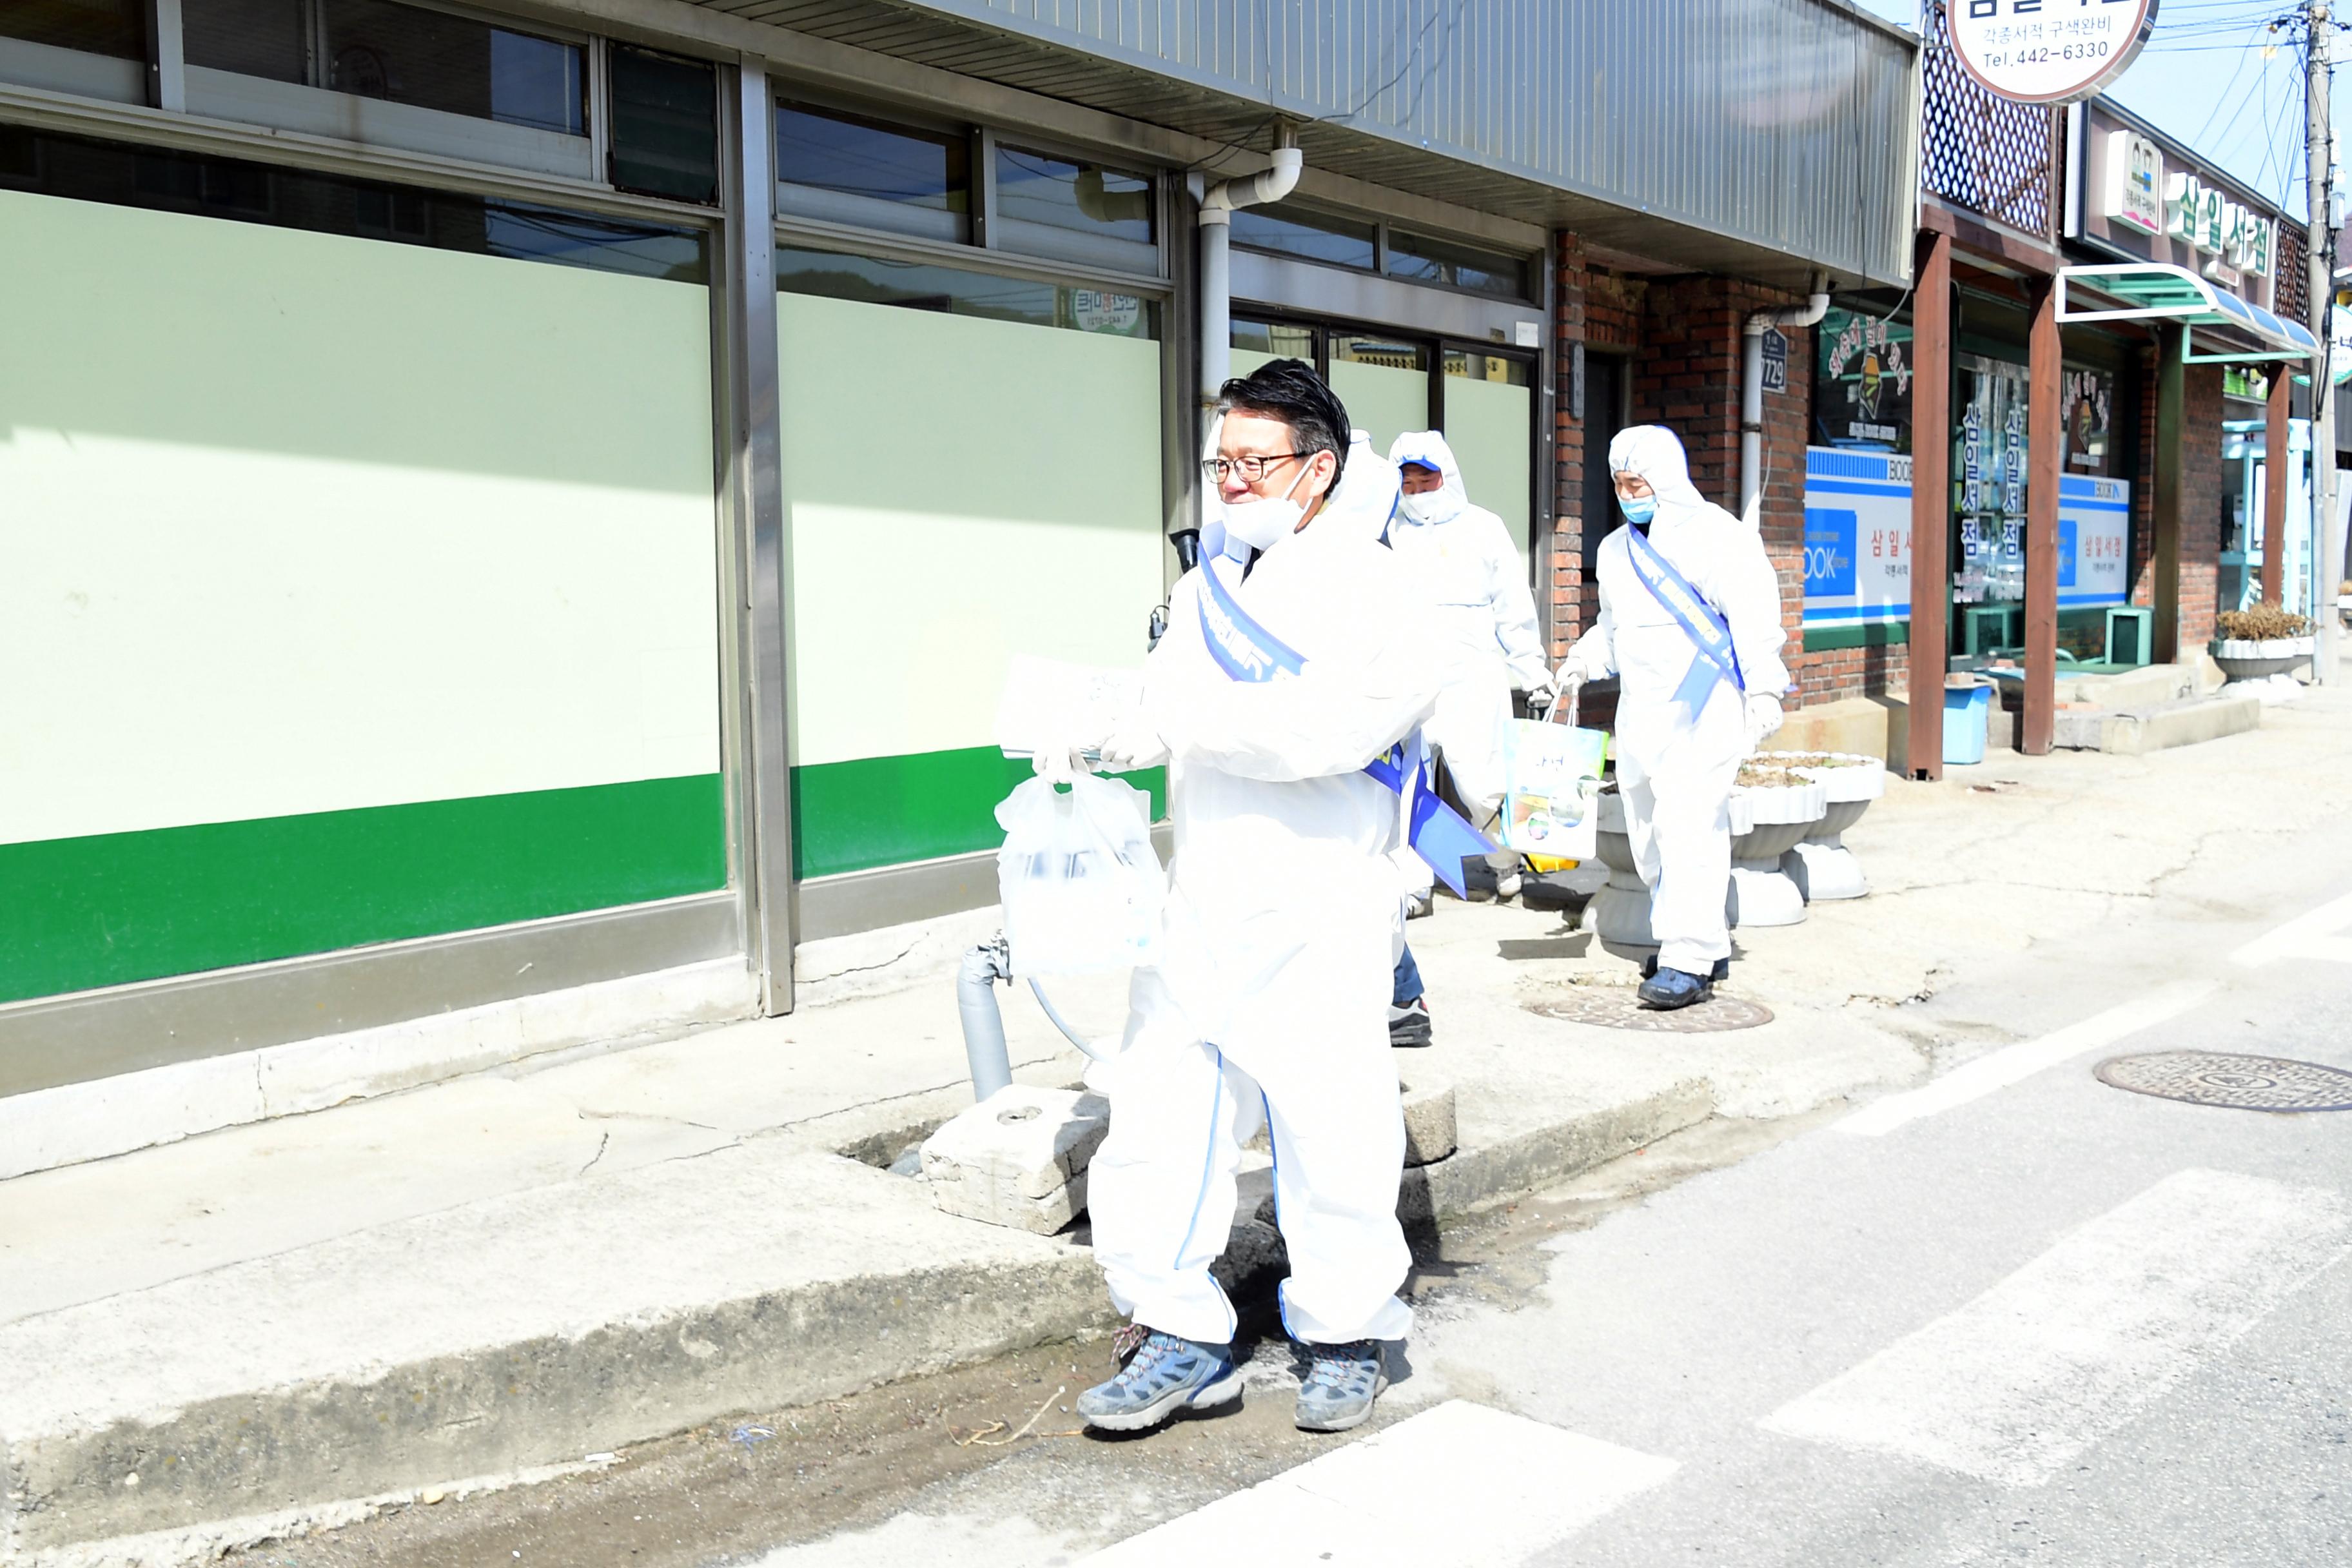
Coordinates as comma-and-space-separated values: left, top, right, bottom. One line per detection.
2055, 264, 2319, 364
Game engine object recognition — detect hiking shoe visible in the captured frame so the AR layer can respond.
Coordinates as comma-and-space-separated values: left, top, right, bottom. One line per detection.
1636, 966, 1712, 1010
1387, 996, 1433, 1048
1295, 1340, 1387, 1433
1077, 1331, 1241, 1433
1642, 955, 1730, 983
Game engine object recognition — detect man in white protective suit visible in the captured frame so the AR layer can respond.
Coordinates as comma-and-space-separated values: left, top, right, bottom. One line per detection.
1379, 429, 1553, 1046
1554, 424, 1789, 1010
1036, 360, 1446, 1437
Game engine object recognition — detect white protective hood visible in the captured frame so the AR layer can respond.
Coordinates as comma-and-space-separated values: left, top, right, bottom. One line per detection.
1608, 423, 1724, 529
1386, 429, 1468, 527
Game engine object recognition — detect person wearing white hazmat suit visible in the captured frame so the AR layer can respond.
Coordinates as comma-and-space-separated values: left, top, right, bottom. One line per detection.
1034, 360, 1452, 1436
1555, 425, 1789, 1010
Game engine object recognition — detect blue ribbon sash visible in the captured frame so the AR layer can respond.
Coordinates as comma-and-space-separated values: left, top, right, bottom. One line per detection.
1623, 525, 1745, 723
1196, 558, 1493, 897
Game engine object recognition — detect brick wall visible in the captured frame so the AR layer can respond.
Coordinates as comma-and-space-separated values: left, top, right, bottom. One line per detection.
1549, 234, 1647, 659
2128, 347, 2226, 652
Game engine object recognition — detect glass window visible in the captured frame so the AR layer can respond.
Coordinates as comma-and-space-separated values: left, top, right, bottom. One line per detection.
1229, 204, 1376, 270
183, 0, 585, 135
993, 146, 1157, 270
2061, 367, 2117, 476
777, 103, 965, 211
1442, 350, 1531, 387
1328, 333, 1429, 454
3, 0, 145, 57
777, 246, 1157, 339
1231, 319, 1316, 361
1387, 230, 1529, 299
609, 44, 718, 206
1813, 306, 1913, 453
2, 127, 705, 281
184, 0, 307, 84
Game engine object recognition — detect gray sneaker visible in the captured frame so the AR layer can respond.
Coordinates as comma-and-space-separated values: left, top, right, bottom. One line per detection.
1077, 1330, 1242, 1433
1294, 1339, 1388, 1433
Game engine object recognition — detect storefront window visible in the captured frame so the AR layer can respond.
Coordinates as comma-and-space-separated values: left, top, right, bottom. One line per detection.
1442, 351, 1535, 573
994, 146, 1156, 272
607, 46, 717, 205
3, 0, 144, 57
1386, 230, 1527, 299
1230, 204, 1377, 271
1954, 355, 2029, 616
776, 103, 968, 242
777, 246, 1154, 339
2061, 368, 2117, 476
1329, 333, 1431, 453
0, 126, 704, 280
1814, 307, 1913, 453
1230, 318, 1316, 369
184, 0, 587, 135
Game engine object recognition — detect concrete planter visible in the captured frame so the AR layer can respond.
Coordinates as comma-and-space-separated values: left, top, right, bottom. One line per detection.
1759, 750, 1885, 901
2210, 635, 2313, 705
1727, 777, 1828, 928
1585, 789, 1657, 951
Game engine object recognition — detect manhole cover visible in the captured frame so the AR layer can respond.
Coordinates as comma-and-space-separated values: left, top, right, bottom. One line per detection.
1525, 986, 1773, 1032
2093, 1052, 2352, 1113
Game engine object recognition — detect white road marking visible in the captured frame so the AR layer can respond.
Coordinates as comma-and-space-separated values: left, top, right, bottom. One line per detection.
2230, 888, 2352, 966
1835, 979, 2216, 1137
1082, 1399, 1676, 1566
1761, 1168, 2351, 1487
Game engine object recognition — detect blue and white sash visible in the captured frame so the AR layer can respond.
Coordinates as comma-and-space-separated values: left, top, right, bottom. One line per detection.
1196, 557, 1494, 897
1624, 525, 1745, 723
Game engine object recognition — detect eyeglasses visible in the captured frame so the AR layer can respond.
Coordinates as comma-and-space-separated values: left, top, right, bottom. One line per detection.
1202, 452, 1306, 485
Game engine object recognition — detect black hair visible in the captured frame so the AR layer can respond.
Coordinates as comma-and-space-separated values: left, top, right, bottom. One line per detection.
1216, 358, 1349, 489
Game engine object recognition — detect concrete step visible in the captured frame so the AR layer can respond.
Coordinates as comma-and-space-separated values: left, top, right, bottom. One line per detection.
2051, 693, 2263, 754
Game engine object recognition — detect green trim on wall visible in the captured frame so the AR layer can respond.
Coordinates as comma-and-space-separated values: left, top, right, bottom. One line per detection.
1803, 620, 1912, 652
792, 747, 1168, 880
0, 775, 725, 1004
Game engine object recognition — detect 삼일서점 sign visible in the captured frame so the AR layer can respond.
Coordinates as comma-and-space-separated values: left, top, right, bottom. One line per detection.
1946, 0, 2159, 106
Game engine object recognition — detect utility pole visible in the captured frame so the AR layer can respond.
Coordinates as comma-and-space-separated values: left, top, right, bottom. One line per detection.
2309, 1, 2342, 681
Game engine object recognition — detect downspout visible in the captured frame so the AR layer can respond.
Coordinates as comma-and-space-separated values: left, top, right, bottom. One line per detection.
1199, 126, 1304, 438
1741, 271, 1832, 525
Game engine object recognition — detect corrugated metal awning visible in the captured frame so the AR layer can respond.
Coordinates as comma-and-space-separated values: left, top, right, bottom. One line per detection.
2056, 264, 2319, 363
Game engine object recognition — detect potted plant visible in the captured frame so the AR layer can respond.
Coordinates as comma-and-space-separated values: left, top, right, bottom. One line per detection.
2211, 602, 2314, 704
1727, 760, 1827, 928
1756, 750, 1885, 901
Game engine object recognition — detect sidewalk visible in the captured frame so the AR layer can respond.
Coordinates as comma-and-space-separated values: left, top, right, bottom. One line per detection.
8, 683, 2352, 1566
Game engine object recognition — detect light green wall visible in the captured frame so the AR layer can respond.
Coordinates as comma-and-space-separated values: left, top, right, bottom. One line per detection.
1442, 375, 1536, 578
778, 292, 1164, 769
0, 188, 721, 850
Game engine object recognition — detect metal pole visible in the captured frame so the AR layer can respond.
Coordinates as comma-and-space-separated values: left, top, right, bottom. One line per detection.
2024, 275, 2061, 755
2264, 368, 2290, 608
1908, 230, 1952, 782
2311, 0, 2341, 680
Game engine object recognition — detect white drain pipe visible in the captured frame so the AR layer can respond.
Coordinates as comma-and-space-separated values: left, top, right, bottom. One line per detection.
1199, 128, 1302, 416
1741, 273, 1831, 525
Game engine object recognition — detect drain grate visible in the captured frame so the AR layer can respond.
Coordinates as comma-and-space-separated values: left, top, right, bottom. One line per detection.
2093, 1052, 2352, 1113
1526, 986, 1773, 1033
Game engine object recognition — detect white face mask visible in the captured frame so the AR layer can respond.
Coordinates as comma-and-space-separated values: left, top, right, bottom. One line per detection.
1214, 458, 1315, 556
1397, 487, 1460, 526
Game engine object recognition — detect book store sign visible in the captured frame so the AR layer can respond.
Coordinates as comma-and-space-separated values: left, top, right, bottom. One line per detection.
1947, 0, 2159, 105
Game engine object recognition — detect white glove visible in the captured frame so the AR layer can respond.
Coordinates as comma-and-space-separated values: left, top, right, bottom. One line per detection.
1524, 676, 1560, 709
1554, 653, 1598, 690
1745, 693, 1785, 749
1386, 845, 1436, 904
1096, 722, 1170, 774
1030, 743, 1096, 785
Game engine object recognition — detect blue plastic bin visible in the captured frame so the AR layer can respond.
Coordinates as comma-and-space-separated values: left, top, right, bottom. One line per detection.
1943, 683, 1991, 765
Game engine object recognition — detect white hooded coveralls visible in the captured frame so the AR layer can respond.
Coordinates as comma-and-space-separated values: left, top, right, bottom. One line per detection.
1563, 426, 1788, 977
1382, 431, 1547, 817
1087, 458, 1441, 1349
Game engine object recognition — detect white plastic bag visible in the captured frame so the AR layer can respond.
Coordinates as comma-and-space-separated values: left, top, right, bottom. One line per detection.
1498, 707, 1608, 862
995, 774, 1164, 975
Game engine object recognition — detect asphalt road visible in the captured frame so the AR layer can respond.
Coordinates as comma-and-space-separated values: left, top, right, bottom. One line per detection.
248, 801, 2352, 1568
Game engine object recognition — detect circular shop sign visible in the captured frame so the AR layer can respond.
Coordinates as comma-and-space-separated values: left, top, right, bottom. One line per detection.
1946, 0, 2159, 105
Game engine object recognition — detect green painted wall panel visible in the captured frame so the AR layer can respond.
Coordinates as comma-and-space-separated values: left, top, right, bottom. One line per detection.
792, 747, 1166, 880
0, 776, 725, 1004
